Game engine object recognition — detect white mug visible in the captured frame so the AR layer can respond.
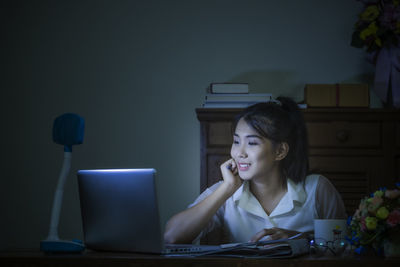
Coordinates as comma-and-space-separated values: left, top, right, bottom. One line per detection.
314, 219, 347, 242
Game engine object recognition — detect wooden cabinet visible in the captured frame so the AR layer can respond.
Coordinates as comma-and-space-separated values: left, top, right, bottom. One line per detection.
196, 108, 400, 217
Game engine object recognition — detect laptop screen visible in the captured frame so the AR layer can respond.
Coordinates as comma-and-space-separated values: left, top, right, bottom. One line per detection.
77, 168, 164, 253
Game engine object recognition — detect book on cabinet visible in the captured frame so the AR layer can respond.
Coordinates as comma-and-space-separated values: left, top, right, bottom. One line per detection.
208, 83, 249, 94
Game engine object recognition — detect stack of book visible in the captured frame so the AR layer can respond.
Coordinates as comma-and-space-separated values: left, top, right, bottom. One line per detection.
202, 83, 273, 108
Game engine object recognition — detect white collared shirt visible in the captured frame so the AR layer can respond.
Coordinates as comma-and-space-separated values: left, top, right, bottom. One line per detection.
189, 174, 346, 243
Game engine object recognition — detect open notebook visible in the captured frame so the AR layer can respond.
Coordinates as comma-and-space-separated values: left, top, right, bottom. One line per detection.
77, 168, 309, 257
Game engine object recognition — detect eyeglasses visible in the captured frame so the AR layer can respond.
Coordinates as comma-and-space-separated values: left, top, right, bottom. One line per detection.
310, 238, 348, 256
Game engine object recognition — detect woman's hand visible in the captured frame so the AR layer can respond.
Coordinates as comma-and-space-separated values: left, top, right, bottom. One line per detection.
250, 227, 305, 242
220, 158, 242, 192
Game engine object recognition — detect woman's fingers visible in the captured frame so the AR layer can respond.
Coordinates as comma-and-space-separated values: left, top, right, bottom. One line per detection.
230, 160, 238, 175
221, 159, 238, 179
250, 228, 273, 242
221, 159, 234, 171
220, 159, 242, 191
250, 228, 295, 242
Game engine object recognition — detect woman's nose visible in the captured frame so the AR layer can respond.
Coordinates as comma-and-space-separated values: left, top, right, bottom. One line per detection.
237, 145, 247, 158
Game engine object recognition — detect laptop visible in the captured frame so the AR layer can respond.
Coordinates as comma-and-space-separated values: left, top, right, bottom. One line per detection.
77, 168, 219, 254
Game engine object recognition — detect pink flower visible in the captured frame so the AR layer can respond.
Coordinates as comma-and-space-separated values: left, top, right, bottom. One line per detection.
371, 195, 383, 205
385, 189, 400, 199
360, 217, 367, 232
387, 209, 400, 227
379, 2, 400, 31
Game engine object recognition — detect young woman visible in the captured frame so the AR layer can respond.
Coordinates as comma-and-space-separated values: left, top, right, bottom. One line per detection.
164, 97, 346, 244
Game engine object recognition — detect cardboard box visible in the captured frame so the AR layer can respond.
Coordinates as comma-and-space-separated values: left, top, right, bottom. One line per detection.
305, 84, 369, 107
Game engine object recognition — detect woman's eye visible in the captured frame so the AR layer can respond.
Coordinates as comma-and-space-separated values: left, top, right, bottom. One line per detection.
233, 140, 239, 144
248, 141, 258, 146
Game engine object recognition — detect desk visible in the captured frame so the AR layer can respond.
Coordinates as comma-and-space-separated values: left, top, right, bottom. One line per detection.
1, 251, 399, 267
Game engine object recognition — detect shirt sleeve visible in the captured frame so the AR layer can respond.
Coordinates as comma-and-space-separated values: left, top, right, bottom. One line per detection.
315, 175, 347, 219
188, 181, 225, 243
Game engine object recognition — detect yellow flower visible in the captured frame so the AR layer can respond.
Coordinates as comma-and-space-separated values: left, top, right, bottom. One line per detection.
374, 190, 384, 197
360, 5, 380, 21
365, 216, 378, 230
360, 22, 378, 40
376, 206, 389, 219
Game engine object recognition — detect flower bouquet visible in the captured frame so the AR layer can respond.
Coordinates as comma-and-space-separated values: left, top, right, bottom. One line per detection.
347, 183, 400, 256
350, 0, 400, 108
351, 0, 400, 52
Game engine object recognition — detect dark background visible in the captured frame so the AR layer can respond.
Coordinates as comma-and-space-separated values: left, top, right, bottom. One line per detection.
0, 0, 378, 250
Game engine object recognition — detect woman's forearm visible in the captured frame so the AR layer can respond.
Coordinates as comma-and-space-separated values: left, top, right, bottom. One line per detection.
164, 182, 237, 244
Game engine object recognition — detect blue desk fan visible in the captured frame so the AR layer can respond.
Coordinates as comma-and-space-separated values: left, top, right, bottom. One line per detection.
40, 113, 85, 253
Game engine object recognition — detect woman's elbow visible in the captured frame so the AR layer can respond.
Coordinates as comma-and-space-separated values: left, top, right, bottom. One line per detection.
164, 230, 179, 244
164, 227, 193, 244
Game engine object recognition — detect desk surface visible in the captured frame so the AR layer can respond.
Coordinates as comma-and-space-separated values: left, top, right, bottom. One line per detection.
1, 251, 399, 267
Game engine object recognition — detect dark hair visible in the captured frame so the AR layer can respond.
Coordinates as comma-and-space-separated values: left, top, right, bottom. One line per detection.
232, 96, 309, 183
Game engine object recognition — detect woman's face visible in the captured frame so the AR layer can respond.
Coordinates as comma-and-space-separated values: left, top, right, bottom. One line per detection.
230, 118, 280, 181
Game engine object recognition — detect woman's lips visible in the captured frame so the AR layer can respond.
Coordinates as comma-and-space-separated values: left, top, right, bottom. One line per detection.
238, 163, 250, 171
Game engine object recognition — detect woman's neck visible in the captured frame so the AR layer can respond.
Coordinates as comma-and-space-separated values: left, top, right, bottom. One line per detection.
249, 170, 287, 215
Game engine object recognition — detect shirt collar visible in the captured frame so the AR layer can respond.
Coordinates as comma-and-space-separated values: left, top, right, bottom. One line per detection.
233, 179, 307, 218
287, 178, 306, 204
232, 182, 245, 202
269, 179, 306, 217
235, 181, 268, 218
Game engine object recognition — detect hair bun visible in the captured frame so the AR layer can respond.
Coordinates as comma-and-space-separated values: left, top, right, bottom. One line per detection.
276, 96, 299, 113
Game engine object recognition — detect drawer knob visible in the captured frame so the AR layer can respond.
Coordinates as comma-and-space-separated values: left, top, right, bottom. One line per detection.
336, 130, 349, 143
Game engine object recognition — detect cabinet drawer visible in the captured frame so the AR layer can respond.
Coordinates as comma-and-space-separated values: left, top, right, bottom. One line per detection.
307, 121, 381, 148
208, 122, 233, 146
206, 154, 230, 188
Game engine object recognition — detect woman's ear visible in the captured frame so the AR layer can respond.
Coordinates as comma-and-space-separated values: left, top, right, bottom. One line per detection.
275, 142, 289, 161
